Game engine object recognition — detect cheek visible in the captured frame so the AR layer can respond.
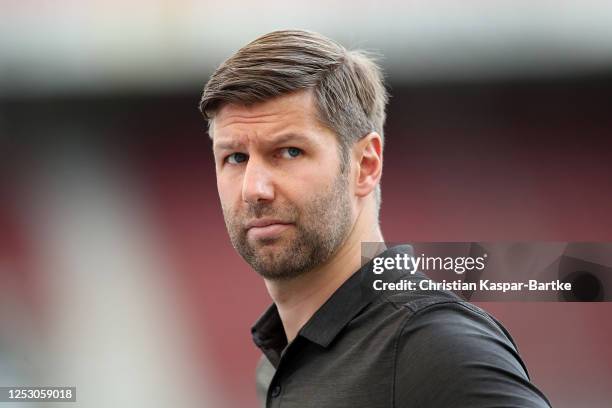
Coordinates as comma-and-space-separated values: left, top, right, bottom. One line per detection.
217, 177, 241, 211
283, 171, 332, 203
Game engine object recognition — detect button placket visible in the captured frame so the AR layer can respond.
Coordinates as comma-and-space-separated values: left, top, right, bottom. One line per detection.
270, 384, 281, 398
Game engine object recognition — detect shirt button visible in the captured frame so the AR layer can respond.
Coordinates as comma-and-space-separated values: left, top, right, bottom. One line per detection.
270, 384, 281, 398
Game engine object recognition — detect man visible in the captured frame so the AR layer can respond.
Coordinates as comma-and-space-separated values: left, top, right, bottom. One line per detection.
199, 29, 551, 407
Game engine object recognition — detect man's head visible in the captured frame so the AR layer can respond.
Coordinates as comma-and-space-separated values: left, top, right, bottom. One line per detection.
200, 29, 388, 280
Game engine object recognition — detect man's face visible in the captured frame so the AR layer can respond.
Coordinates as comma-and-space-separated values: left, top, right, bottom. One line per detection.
212, 90, 354, 280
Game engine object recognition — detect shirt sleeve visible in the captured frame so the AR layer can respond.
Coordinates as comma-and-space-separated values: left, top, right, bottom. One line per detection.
394, 302, 552, 407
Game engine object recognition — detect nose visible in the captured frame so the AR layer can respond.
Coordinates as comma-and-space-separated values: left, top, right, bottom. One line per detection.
241, 157, 275, 204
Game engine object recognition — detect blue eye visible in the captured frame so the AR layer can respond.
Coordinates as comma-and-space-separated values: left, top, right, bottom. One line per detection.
226, 153, 248, 164
281, 147, 302, 159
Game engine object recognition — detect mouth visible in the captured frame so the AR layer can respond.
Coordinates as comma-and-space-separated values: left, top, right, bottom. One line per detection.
245, 219, 293, 240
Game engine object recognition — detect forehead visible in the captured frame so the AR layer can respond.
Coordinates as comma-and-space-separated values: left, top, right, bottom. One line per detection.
211, 90, 332, 144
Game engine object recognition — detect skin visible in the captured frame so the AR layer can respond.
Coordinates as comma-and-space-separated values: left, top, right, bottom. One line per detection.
212, 89, 384, 342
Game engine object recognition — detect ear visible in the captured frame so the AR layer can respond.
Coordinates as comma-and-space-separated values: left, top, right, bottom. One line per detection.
353, 132, 383, 199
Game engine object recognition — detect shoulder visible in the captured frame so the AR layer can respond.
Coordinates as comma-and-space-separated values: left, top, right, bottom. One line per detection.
397, 295, 518, 352
389, 296, 551, 407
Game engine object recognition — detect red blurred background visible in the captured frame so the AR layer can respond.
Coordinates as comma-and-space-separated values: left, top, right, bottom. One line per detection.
2, 77, 611, 407
2, 2, 612, 406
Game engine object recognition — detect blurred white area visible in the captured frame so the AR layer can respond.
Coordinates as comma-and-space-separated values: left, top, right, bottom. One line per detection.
4, 138, 220, 407
1, 0, 612, 96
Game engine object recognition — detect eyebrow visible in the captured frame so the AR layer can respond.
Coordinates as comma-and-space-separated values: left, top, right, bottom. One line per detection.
213, 132, 314, 152
272, 132, 314, 147
213, 140, 244, 152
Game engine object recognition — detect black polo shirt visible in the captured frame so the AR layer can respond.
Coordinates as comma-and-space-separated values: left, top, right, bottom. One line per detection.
252, 245, 551, 408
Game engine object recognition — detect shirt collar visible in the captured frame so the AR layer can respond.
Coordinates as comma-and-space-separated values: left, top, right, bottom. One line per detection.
251, 245, 414, 352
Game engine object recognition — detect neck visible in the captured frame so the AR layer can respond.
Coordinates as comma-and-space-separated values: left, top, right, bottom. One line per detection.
264, 205, 384, 343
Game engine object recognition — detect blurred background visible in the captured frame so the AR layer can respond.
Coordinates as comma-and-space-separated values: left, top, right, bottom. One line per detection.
1, 1, 611, 407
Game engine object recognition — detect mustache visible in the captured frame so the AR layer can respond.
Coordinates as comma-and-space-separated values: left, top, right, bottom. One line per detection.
240, 202, 297, 225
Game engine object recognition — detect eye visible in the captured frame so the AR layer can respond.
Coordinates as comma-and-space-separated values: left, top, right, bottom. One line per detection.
225, 152, 248, 164
280, 147, 303, 159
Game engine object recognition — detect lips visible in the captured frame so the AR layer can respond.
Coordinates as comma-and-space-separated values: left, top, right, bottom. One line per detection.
245, 218, 291, 230
245, 218, 293, 240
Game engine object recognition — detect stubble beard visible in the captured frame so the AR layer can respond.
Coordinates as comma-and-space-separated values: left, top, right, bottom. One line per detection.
223, 171, 353, 281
